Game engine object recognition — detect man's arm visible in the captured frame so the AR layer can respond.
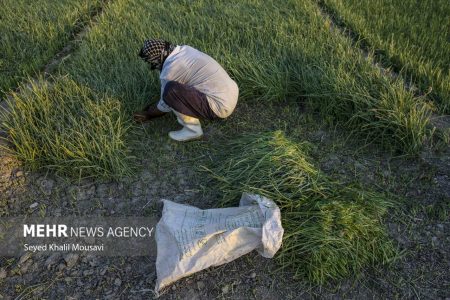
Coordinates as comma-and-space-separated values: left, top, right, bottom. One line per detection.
133, 103, 167, 123
133, 78, 173, 123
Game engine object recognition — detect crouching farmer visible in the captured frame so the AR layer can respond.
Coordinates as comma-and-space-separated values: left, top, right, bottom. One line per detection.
134, 39, 239, 142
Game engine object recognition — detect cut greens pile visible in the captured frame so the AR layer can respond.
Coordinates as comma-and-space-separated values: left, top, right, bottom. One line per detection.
203, 131, 397, 284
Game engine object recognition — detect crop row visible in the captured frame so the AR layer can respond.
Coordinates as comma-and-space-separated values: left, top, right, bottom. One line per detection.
0, 0, 104, 97
322, 0, 450, 113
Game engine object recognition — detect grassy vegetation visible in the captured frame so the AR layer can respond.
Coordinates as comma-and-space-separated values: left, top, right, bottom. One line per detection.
203, 131, 397, 284
1, 0, 439, 177
58, 0, 433, 154
0, 0, 103, 98
321, 0, 450, 113
0, 76, 132, 179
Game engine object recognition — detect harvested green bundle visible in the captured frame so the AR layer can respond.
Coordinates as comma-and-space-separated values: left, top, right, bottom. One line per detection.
204, 131, 397, 284
1, 76, 132, 179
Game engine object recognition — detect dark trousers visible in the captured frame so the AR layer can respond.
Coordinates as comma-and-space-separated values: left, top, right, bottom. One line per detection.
163, 81, 219, 120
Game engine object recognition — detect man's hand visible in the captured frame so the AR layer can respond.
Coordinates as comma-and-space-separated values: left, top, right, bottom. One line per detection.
133, 111, 151, 123
133, 103, 167, 123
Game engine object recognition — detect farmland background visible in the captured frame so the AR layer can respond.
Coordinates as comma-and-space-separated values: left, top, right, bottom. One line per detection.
0, 0, 104, 97
0, 0, 448, 298
322, 0, 450, 113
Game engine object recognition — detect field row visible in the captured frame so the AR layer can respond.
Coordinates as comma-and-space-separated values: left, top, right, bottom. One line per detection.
322, 0, 450, 113
0, 0, 104, 98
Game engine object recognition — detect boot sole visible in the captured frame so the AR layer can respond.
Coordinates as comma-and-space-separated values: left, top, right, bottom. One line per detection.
168, 133, 204, 142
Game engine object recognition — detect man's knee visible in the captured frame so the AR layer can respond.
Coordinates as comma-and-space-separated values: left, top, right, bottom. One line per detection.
163, 81, 183, 106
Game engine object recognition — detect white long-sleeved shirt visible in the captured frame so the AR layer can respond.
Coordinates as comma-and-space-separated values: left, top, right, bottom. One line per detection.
156, 45, 239, 118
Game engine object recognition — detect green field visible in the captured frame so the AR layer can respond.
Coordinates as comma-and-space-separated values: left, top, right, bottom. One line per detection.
2, 0, 435, 178
0, 0, 103, 97
0, 0, 448, 297
322, 0, 450, 113
61, 0, 435, 154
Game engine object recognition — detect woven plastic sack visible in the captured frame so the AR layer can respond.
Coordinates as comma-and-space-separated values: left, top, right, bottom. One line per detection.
154, 193, 284, 292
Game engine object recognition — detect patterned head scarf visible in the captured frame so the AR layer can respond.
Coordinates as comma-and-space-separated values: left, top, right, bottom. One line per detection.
138, 39, 176, 70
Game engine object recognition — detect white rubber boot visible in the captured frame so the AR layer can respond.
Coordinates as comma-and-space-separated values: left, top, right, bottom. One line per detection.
169, 110, 203, 142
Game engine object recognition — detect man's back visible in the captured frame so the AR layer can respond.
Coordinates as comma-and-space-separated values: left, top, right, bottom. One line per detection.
160, 45, 238, 118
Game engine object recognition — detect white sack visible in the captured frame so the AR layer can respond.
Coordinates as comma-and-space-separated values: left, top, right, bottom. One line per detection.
154, 193, 284, 292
